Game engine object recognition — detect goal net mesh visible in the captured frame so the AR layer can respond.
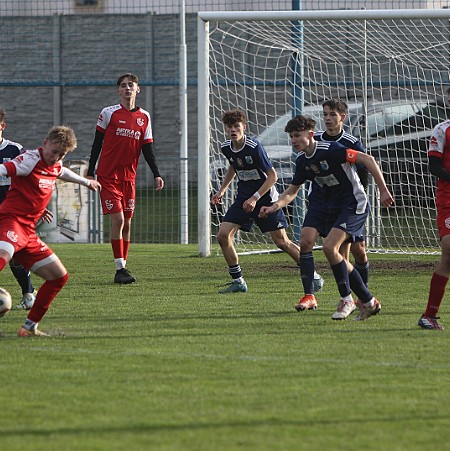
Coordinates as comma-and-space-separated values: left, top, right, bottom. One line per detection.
206, 12, 449, 254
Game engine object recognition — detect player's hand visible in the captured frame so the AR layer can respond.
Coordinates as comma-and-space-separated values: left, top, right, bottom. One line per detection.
243, 198, 256, 213
40, 208, 54, 223
211, 193, 222, 205
87, 179, 102, 192
155, 177, 164, 191
380, 189, 394, 208
259, 205, 273, 218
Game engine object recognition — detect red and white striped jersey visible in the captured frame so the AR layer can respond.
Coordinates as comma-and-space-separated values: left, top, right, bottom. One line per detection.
0, 148, 63, 226
428, 119, 450, 208
95, 104, 153, 181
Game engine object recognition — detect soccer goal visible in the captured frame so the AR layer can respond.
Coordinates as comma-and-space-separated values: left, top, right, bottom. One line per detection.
198, 9, 450, 257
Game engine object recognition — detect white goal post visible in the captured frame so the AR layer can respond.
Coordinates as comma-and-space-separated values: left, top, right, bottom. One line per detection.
198, 9, 450, 257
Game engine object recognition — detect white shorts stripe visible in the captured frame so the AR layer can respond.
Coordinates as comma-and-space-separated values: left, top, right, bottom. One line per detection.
30, 254, 58, 272
0, 241, 15, 258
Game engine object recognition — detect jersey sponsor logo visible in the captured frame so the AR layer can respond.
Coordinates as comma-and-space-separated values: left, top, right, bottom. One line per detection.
39, 178, 55, 190
137, 118, 144, 126
115, 128, 142, 140
236, 169, 261, 181
315, 174, 339, 188
6, 230, 18, 243
105, 199, 114, 210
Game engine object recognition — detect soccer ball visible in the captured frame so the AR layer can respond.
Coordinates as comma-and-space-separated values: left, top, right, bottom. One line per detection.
0, 287, 12, 317
313, 272, 325, 293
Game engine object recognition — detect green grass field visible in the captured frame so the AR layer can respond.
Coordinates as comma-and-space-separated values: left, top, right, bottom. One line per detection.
1, 244, 449, 451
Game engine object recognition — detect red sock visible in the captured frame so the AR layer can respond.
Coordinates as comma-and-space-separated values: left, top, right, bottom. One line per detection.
27, 273, 69, 323
123, 240, 130, 261
111, 239, 123, 259
424, 272, 448, 317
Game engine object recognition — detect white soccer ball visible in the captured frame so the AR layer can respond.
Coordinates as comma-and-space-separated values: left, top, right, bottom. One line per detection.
313, 273, 325, 293
0, 287, 12, 317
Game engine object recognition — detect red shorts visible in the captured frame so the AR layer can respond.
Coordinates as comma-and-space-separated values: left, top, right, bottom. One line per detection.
436, 205, 450, 240
0, 216, 56, 272
97, 177, 136, 219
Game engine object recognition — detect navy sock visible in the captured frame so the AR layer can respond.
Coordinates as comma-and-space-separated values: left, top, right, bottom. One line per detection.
9, 260, 34, 295
330, 260, 351, 298
299, 252, 315, 295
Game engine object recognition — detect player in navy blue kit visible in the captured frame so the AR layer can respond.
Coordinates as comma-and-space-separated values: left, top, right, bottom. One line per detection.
313, 99, 371, 319
0, 109, 37, 310
211, 109, 309, 293
260, 115, 394, 320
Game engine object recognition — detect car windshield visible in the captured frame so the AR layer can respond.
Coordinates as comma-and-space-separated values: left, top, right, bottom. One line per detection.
258, 108, 325, 147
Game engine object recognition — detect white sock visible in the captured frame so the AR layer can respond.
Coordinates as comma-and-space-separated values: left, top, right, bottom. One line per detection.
114, 258, 125, 270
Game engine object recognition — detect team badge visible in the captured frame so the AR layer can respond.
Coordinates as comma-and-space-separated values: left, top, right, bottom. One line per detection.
245, 156, 253, 164
445, 217, 450, 229
105, 199, 114, 211
6, 230, 18, 243
137, 118, 144, 126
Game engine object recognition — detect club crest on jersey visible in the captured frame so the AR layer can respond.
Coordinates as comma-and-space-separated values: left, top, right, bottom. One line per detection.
137, 118, 144, 126
245, 156, 253, 164
445, 217, 450, 229
236, 158, 244, 168
7, 230, 18, 243
319, 160, 329, 171
105, 199, 114, 211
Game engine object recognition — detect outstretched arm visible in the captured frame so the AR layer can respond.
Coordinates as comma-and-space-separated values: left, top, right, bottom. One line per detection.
259, 183, 302, 218
59, 167, 102, 192
355, 152, 394, 207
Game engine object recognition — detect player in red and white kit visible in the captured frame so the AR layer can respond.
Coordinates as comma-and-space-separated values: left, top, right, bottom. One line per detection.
418, 88, 450, 330
87, 73, 164, 284
0, 125, 101, 337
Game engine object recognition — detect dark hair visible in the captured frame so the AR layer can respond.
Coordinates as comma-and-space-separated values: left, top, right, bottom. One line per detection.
446, 87, 450, 95
284, 115, 316, 133
222, 108, 246, 126
117, 73, 139, 86
0, 108, 5, 123
322, 98, 348, 114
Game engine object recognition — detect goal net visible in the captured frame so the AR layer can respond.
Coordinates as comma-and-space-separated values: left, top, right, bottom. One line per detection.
197, 9, 450, 257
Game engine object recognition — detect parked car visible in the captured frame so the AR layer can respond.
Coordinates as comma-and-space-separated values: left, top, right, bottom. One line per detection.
257, 99, 449, 204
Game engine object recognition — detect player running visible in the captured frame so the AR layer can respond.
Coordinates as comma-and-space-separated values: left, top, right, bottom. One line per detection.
0, 125, 101, 336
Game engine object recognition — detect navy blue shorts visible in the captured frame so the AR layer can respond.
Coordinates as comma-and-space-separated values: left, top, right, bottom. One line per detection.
223, 199, 288, 233
303, 204, 368, 242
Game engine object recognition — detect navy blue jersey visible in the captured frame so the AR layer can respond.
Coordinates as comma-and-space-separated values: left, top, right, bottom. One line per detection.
292, 141, 368, 214
220, 136, 278, 202
0, 138, 23, 203
314, 130, 368, 188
